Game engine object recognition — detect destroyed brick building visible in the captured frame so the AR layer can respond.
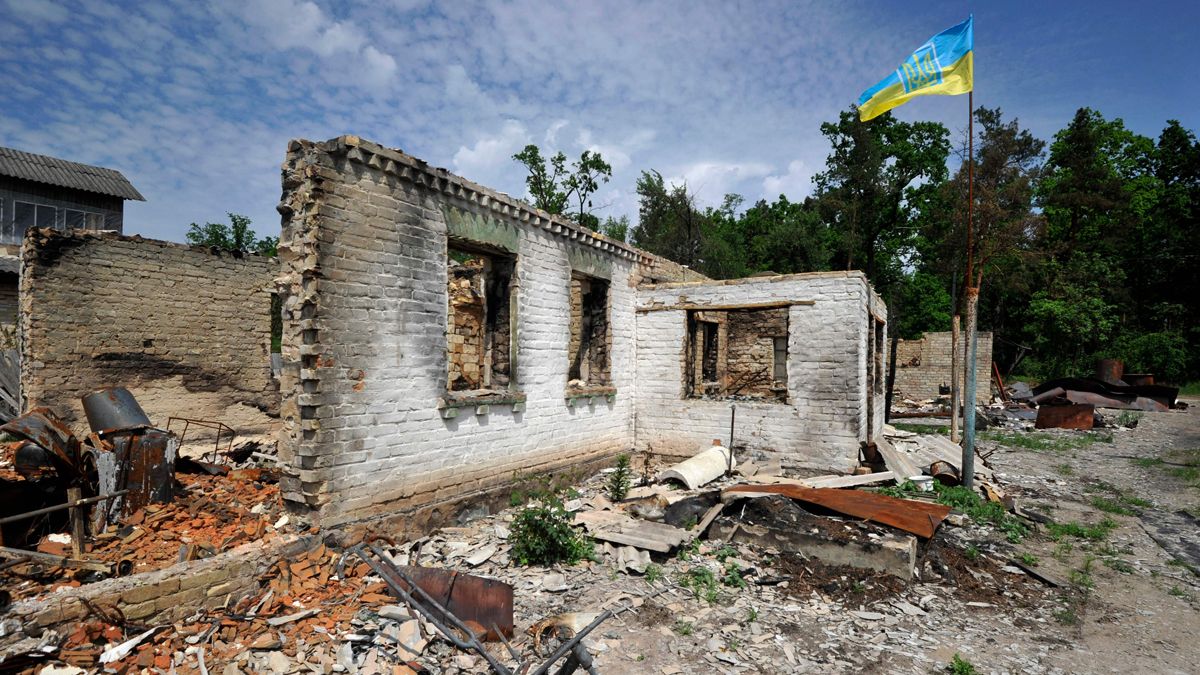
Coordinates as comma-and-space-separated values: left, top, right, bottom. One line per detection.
275, 135, 888, 527
19, 229, 279, 434
892, 330, 993, 401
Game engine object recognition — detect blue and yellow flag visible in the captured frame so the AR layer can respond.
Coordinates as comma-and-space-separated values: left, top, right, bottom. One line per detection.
858, 16, 973, 121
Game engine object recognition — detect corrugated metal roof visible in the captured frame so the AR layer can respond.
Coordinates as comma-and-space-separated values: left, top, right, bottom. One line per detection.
0, 146, 144, 201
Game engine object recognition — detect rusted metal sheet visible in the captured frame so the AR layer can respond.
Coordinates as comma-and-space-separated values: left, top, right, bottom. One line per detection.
930, 460, 960, 485
374, 562, 514, 640
723, 483, 951, 539
1035, 403, 1095, 430
1031, 377, 1178, 411
0, 408, 82, 482
82, 387, 152, 433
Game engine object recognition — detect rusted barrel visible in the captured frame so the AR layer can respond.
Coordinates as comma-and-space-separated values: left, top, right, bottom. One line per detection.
81, 387, 151, 433
1094, 359, 1125, 385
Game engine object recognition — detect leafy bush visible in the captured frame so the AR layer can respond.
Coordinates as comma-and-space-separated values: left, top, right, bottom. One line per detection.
509, 498, 593, 566
1110, 331, 1189, 383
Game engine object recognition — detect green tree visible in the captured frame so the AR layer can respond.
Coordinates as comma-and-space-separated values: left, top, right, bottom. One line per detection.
512, 145, 613, 229
185, 213, 277, 256
628, 170, 710, 271
599, 215, 630, 242
814, 107, 950, 295
1029, 108, 1155, 377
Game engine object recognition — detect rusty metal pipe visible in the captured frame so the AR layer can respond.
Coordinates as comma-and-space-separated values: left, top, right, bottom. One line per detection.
0, 490, 129, 525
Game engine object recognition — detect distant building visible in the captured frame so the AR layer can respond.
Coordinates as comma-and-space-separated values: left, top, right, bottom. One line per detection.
0, 146, 143, 323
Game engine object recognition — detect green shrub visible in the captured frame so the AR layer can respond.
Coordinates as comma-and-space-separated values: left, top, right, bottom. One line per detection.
509, 498, 593, 566
606, 453, 633, 501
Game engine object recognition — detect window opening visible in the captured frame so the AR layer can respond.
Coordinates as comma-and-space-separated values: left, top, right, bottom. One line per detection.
686, 307, 788, 402
567, 273, 611, 388
446, 245, 515, 393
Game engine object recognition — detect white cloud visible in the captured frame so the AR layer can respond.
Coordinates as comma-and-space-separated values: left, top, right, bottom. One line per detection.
763, 160, 814, 201
452, 120, 531, 195
669, 161, 773, 209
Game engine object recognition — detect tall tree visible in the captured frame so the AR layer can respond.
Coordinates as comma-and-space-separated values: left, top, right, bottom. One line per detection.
628, 170, 710, 271
512, 145, 612, 230
813, 107, 950, 294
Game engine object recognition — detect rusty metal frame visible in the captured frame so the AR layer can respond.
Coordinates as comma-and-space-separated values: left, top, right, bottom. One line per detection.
166, 417, 236, 463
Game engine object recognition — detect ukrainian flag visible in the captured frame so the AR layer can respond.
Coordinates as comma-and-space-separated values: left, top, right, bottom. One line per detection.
858, 16, 973, 121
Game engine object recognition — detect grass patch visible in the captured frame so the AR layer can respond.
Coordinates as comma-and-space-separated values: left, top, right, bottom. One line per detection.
1046, 517, 1118, 542
1178, 382, 1200, 397
1018, 552, 1040, 567
1132, 457, 1164, 468
673, 620, 694, 636
1054, 606, 1080, 625
980, 430, 1112, 452
880, 482, 1030, 543
1054, 463, 1074, 476
891, 422, 950, 435
1090, 496, 1135, 516
1103, 558, 1135, 574
1168, 585, 1195, 601
644, 563, 663, 584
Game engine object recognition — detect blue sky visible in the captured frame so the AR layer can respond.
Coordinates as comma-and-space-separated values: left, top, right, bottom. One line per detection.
1, 0, 1196, 242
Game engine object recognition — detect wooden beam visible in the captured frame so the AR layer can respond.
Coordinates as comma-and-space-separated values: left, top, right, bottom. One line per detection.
636, 300, 815, 313
0, 546, 112, 573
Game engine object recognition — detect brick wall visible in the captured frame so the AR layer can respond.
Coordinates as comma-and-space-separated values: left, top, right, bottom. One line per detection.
20, 229, 279, 434
634, 272, 887, 474
275, 136, 678, 526
892, 330, 993, 401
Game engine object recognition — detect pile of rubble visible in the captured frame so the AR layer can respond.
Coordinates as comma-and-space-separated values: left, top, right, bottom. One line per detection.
0, 415, 1061, 674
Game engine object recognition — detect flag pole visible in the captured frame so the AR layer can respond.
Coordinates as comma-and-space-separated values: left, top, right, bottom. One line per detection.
961, 90, 978, 490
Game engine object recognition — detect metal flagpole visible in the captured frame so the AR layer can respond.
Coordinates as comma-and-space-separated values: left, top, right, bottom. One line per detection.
961, 90, 978, 489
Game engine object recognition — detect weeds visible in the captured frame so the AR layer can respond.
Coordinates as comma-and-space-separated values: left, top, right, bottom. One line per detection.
1053, 606, 1079, 625
1046, 517, 1117, 542
1113, 411, 1142, 428
1131, 457, 1164, 468
1168, 585, 1195, 601
1018, 552, 1040, 567
965, 545, 981, 561
1090, 496, 1134, 516
881, 481, 1029, 542
745, 607, 758, 623
673, 620, 694, 636
606, 454, 633, 501
509, 497, 593, 566
980, 430, 1112, 452
1103, 558, 1134, 574
714, 544, 738, 563
677, 537, 701, 561
891, 423, 950, 435
1055, 463, 1074, 476
678, 566, 720, 603
948, 654, 978, 675
721, 561, 747, 589
644, 563, 663, 584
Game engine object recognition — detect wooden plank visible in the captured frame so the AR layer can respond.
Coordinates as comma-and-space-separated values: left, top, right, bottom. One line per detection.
67, 487, 85, 558
875, 436, 921, 480
752, 472, 896, 489
723, 483, 951, 539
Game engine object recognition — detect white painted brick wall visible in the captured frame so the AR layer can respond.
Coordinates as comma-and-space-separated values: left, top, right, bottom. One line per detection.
277, 137, 890, 524
634, 273, 886, 473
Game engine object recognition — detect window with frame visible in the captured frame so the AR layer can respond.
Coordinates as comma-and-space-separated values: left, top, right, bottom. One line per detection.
446, 244, 516, 393
567, 273, 611, 390
686, 307, 789, 402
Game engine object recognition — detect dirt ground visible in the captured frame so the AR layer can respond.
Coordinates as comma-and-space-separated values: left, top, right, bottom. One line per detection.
515, 402, 1200, 674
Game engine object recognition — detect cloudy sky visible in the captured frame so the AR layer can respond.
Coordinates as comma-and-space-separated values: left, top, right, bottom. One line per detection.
2, 0, 1196, 242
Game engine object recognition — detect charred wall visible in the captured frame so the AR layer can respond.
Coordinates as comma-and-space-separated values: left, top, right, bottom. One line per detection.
20, 229, 279, 433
